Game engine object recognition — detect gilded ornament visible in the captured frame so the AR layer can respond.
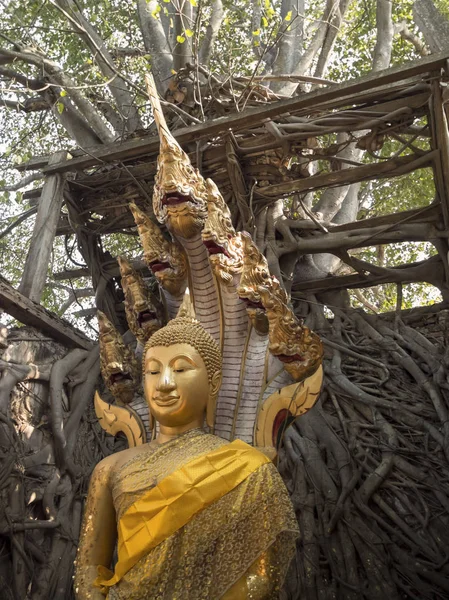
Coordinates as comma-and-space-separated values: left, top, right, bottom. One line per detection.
94, 391, 146, 447
146, 74, 208, 238
97, 310, 140, 404
202, 178, 244, 285
255, 366, 323, 447
130, 203, 187, 296
258, 286, 324, 381
117, 255, 164, 343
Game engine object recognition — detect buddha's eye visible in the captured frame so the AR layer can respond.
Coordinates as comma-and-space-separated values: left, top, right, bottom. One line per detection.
172, 360, 193, 372
146, 362, 160, 375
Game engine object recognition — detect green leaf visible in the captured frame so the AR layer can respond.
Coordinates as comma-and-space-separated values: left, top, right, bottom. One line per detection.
262, 16, 268, 27
176, 35, 185, 43
59, 90, 67, 97
189, 0, 197, 5
56, 102, 65, 114
285, 10, 292, 21
185, 29, 193, 38
252, 29, 260, 36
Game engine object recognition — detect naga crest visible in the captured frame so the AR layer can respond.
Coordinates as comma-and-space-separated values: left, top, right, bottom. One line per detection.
146, 74, 207, 239
259, 287, 324, 381
117, 255, 164, 343
98, 311, 140, 404
130, 203, 187, 296
237, 233, 271, 311
236, 232, 289, 334
202, 179, 244, 284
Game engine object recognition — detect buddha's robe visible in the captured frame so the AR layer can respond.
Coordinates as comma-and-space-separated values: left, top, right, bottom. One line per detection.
80, 429, 298, 600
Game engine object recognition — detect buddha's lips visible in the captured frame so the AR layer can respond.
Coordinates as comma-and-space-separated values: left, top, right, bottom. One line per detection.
162, 193, 195, 207
109, 372, 132, 385
277, 354, 304, 364
239, 297, 264, 310
153, 395, 179, 406
203, 239, 231, 257
138, 310, 157, 326
149, 260, 171, 273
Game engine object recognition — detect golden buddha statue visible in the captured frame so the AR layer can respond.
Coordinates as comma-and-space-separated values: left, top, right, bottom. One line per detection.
74, 316, 299, 600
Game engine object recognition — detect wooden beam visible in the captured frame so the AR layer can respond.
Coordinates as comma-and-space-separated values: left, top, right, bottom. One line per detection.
53, 259, 148, 281
39, 52, 449, 176
292, 257, 445, 293
19, 151, 68, 302
0, 277, 93, 350
430, 81, 449, 228
328, 203, 440, 233
257, 152, 435, 198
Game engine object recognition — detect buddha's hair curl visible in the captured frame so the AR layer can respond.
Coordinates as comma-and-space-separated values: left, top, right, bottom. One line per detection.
143, 317, 222, 384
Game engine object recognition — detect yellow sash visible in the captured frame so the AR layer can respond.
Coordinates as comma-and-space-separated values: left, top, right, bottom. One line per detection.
95, 439, 270, 590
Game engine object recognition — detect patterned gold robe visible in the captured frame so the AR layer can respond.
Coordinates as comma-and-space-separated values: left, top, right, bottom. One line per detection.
81, 429, 298, 599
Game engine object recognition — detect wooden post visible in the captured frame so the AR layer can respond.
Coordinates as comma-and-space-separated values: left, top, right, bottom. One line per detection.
18, 151, 68, 303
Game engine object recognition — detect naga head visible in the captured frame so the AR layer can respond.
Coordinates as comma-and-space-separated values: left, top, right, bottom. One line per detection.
236, 233, 273, 332
117, 255, 164, 343
258, 287, 323, 381
130, 203, 187, 296
202, 179, 243, 285
146, 74, 208, 239
98, 310, 140, 404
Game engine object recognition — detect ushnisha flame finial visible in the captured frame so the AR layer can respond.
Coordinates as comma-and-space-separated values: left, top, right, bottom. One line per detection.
176, 288, 196, 320
97, 310, 140, 404
145, 73, 208, 239
129, 203, 187, 296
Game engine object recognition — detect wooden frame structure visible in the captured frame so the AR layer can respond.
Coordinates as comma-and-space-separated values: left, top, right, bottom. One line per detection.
3, 52, 449, 331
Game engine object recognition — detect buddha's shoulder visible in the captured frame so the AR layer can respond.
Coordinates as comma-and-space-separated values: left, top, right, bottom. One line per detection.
93, 441, 158, 475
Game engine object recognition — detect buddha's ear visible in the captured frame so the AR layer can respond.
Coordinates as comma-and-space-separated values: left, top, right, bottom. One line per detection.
206, 371, 222, 429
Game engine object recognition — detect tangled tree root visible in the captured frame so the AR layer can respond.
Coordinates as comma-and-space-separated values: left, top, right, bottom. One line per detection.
280, 308, 449, 600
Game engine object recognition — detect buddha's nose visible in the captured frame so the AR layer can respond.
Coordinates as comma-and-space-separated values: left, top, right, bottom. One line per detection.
157, 367, 176, 392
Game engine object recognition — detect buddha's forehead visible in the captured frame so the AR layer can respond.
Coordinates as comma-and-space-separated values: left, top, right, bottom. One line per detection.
145, 343, 203, 365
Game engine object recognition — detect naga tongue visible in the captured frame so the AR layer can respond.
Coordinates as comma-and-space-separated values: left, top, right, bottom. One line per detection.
162, 193, 193, 206
240, 297, 264, 310
203, 240, 230, 257
138, 311, 156, 325
278, 354, 304, 364
149, 261, 170, 273
110, 372, 132, 384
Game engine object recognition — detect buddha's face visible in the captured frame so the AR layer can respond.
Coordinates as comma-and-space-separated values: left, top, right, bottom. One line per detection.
144, 343, 210, 428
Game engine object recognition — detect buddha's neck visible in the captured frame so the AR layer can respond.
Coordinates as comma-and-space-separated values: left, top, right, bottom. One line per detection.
156, 419, 204, 444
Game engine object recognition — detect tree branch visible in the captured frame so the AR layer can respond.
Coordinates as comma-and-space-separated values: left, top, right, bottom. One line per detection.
172, 0, 193, 72
198, 0, 224, 66
373, 0, 394, 72
314, 0, 351, 78
394, 21, 430, 56
137, 0, 173, 91
0, 46, 114, 144
272, 0, 305, 89
0, 172, 43, 192
51, 0, 142, 134
275, 0, 339, 96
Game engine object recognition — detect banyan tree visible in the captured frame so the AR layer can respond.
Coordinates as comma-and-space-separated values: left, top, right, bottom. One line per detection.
1, 1, 449, 598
